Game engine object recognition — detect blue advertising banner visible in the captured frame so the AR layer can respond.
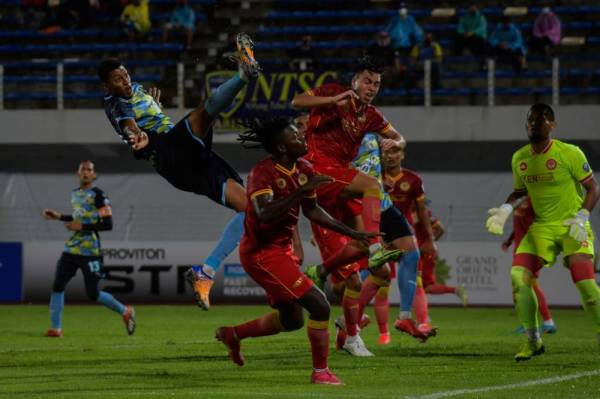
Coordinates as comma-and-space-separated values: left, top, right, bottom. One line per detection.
206, 70, 339, 132
0, 242, 23, 301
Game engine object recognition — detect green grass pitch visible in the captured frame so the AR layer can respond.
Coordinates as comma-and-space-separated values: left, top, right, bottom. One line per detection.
1, 305, 599, 399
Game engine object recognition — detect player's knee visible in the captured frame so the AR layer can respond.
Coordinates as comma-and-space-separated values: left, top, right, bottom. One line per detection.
86, 287, 100, 301
511, 266, 532, 290
281, 314, 304, 331
345, 274, 362, 292
332, 282, 345, 298
309, 299, 331, 322
372, 265, 391, 281
52, 281, 66, 292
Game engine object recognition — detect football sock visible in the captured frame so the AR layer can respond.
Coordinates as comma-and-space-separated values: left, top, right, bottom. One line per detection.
374, 286, 390, 334
413, 285, 430, 325
362, 189, 382, 244
234, 311, 283, 339
532, 281, 553, 322
425, 284, 456, 295
358, 275, 383, 317
307, 319, 329, 370
97, 291, 126, 315
398, 250, 419, 312
204, 74, 245, 117
574, 279, 600, 332
511, 266, 539, 330
343, 289, 361, 336
204, 212, 244, 274
49, 291, 64, 329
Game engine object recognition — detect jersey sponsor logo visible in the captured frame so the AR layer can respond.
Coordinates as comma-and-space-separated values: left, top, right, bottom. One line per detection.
519, 161, 527, 171
581, 241, 589, 248
276, 178, 287, 189
298, 173, 308, 185
400, 182, 411, 192
583, 162, 591, 172
524, 173, 554, 184
546, 159, 557, 170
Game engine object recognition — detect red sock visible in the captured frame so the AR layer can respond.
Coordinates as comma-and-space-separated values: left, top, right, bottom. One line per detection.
425, 284, 456, 295
322, 242, 365, 272
362, 190, 382, 243
307, 319, 329, 370
413, 286, 429, 325
343, 289, 361, 336
533, 283, 552, 322
374, 286, 390, 334
234, 311, 283, 340
358, 276, 381, 318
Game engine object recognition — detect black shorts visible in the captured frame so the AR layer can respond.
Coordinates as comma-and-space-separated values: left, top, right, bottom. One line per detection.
154, 115, 243, 207
53, 252, 104, 300
381, 206, 414, 243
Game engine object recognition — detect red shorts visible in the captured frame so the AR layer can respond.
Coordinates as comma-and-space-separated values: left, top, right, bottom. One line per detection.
311, 222, 360, 284
419, 254, 437, 288
240, 245, 313, 306
313, 163, 359, 218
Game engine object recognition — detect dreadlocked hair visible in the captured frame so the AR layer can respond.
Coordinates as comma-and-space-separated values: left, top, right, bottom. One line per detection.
237, 116, 292, 154
355, 55, 384, 75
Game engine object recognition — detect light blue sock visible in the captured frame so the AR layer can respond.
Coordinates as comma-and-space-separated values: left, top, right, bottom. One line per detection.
97, 291, 126, 315
397, 249, 420, 312
49, 291, 64, 329
204, 212, 245, 274
204, 74, 246, 117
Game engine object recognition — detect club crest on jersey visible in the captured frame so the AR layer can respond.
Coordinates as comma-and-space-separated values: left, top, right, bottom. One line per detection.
519, 161, 527, 171
400, 182, 411, 192
291, 276, 304, 289
276, 178, 286, 189
583, 163, 590, 172
546, 159, 557, 170
298, 173, 308, 185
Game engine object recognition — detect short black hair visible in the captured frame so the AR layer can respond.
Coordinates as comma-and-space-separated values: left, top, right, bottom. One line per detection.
237, 116, 293, 154
98, 59, 123, 82
529, 103, 555, 121
355, 55, 384, 76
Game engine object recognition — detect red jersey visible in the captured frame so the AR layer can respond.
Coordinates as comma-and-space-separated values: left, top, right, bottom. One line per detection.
387, 169, 425, 226
241, 157, 317, 252
512, 197, 535, 251
305, 83, 393, 167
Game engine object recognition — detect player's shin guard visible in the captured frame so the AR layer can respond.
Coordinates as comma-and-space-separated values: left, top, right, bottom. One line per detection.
375, 286, 390, 334
97, 291, 126, 315
511, 266, 539, 331
343, 289, 361, 336
398, 250, 419, 313
362, 189, 382, 244
413, 283, 430, 325
532, 281, 553, 322
49, 291, 64, 329
204, 74, 246, 118
234, 311, 284, 339
204, 212, 244, 274
307, 319, 329, 370
570, 259, 600, 332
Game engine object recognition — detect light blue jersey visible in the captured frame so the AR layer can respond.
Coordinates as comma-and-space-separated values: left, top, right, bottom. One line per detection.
352, 133, 393, 210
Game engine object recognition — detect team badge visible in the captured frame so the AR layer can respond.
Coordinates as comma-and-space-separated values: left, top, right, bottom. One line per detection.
582, 241, 589, 248
291, 276, 304, 289
546, 159, 557, 170
583, 163, 590, 172
298, 173, 308, 185
400, 182, 410, 192
276, 178, 286, 189
519, 161, 527, 171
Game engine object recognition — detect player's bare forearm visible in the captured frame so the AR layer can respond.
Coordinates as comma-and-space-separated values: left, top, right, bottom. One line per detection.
582, 176, 600, 212
303, 204, 359, 239
505, 190, 527, 206
417, 200, 435, 242
378, 127, 404, 147
252, 189, 308, 224
291, 93, 332, 108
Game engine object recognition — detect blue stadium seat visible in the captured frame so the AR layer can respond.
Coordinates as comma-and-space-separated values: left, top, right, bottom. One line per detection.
0, 43, 184, 53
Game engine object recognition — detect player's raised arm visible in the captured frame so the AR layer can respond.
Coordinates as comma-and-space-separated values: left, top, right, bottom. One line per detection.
292, 88, 358, 109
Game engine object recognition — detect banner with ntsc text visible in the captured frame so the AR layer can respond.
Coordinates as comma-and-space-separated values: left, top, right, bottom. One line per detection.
23, 241, 591, 306
205, 70, 339, 132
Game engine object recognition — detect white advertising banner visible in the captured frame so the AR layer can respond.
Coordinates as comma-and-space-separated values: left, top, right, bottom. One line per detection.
23, 241, 590, 306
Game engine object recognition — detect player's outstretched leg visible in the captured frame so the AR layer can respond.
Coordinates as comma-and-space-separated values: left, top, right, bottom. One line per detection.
511, 266, 544, 361
569, 255, 600, 342
357, 272, 391, 345
45, 291, 64, 337
96, 291, 136, 335
395, 250, 427, 341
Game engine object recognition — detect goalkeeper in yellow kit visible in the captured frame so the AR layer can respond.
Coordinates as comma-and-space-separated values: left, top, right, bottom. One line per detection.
486, 103, 600, 361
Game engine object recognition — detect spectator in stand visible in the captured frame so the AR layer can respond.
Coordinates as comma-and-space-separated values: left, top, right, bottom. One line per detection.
529, 6, 561, 55
454, 4, 488, 64
409, 32, 443, 89
366, 31, 404, 75
489, 16, 527, 72
162, 0, 196, 50
121, 0, 151, 42
288, 35, 318, 71
385, 3, 424, 55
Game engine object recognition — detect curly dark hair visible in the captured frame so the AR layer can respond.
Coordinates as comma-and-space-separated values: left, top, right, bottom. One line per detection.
528, 103, 555, 121
355, 55, 384, 75
98, 59, 123, 82
237, 116, 293, 154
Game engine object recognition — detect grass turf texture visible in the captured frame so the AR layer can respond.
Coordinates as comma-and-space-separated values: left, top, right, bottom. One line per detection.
1, 305, 599, 399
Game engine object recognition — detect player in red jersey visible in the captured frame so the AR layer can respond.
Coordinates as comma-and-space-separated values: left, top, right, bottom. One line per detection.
215, 116, 379, 385
502, 197, 557, 334
292, 57, 405, 347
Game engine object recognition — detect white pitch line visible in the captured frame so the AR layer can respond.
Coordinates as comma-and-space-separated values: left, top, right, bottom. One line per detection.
405, 369, 600, 399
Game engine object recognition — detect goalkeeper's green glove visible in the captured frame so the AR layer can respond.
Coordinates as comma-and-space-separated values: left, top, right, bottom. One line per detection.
562, 209, 590, 243
485, 203, 513, 235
